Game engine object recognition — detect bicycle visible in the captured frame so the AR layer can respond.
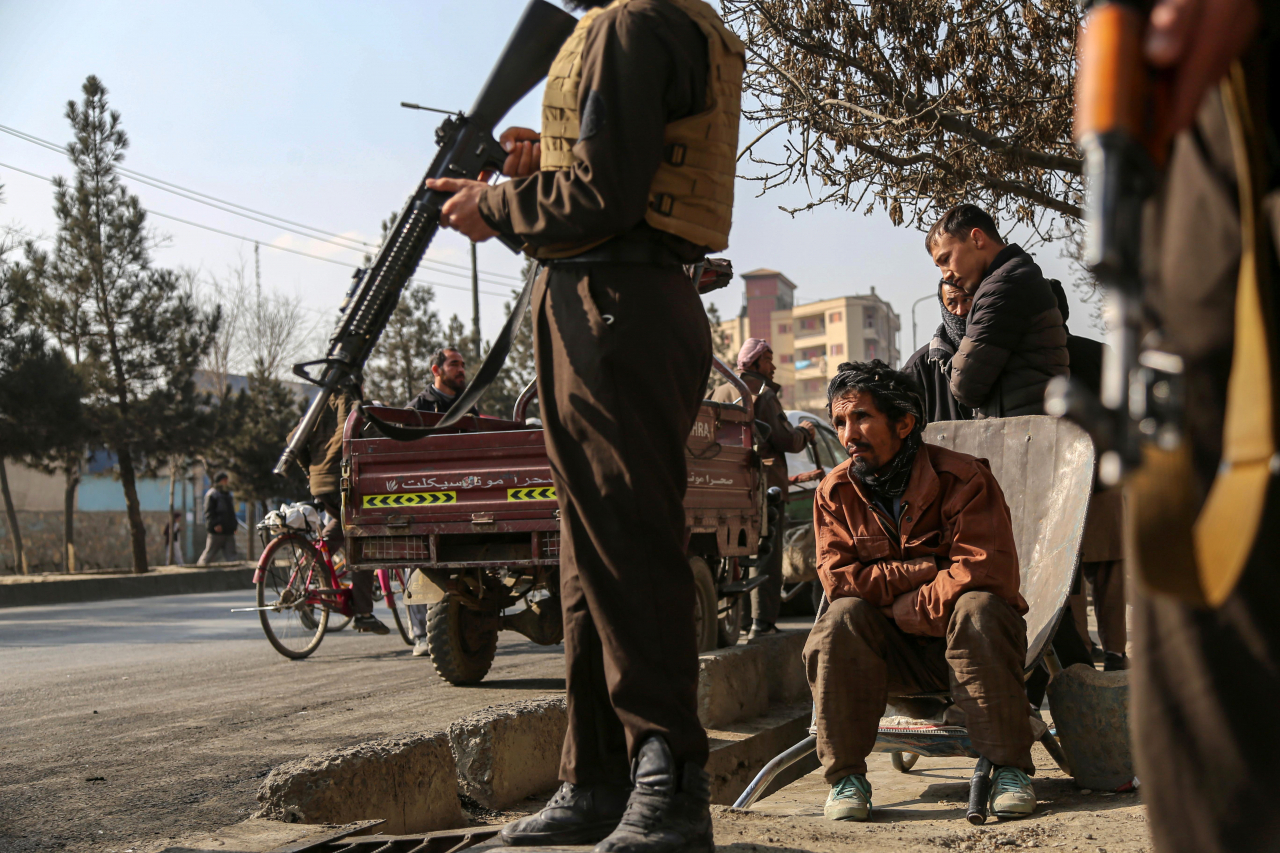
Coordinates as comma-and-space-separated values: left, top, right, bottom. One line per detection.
238, 501, 414, 659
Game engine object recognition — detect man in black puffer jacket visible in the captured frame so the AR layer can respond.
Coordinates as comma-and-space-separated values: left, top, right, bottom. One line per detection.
925, 204, 1068, 418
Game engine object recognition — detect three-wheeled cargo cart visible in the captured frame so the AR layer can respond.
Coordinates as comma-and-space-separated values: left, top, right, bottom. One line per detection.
339, 359, 783, 684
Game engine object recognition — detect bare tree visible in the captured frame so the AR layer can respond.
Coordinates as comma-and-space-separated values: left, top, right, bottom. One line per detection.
724, 0, 1082, 239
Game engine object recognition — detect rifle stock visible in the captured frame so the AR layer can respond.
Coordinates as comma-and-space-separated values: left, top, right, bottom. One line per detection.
275, 0, 576, 476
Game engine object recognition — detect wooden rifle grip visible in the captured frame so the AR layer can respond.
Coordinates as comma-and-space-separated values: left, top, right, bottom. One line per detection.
1075, 1, 1171, 167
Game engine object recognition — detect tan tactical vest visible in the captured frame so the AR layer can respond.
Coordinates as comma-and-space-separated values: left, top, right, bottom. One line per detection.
539, 0, 744, 253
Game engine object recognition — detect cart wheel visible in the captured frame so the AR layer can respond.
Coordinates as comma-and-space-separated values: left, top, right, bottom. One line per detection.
891, 751, 920, 773
689, 556, 719, 653
426, 594, 499, 685
257, 535, 330, 660
718, 595, 743, 648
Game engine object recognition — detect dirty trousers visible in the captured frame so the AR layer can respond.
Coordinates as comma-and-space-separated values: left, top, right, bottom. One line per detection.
534, 262, 713, 783
750, 514, 785, 626
1071, 559, 1127, 655
804, 592, 1033, 782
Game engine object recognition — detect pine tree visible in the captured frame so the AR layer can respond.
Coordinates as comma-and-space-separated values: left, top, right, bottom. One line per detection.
483, 280, 537, 422
363, 284, 442, 405
32, 76, 219, 573
209, 371, 310, 517
0, 220, 86, 574
704, 301, 735, 391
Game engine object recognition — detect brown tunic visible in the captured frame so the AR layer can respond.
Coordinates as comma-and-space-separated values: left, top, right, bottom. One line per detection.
477, 0, 707, 258
710, 370, 809, 494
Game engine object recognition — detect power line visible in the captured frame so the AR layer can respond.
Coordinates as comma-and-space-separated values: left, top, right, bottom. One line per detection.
0, 122, 524, 283
0, 160, 517, 301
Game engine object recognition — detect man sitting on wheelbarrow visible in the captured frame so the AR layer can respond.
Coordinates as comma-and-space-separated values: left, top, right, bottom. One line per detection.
805, 360, 1035, 822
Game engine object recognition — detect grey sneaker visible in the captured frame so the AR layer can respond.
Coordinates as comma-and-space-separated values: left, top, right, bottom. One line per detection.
989, 766, 1036, 818
412, 637, 430, 657
824, 773, 871, 821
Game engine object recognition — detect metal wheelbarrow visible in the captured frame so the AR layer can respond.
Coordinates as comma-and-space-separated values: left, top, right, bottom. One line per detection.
733, 416, 1095, 824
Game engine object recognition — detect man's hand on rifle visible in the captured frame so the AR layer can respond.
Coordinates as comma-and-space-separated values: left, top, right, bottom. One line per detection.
499, 127, 541, 178
426, 178, 499, 243
1145, 0, 1259, 133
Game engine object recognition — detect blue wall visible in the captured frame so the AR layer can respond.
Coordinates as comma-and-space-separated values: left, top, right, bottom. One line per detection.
78, 476, 178, 512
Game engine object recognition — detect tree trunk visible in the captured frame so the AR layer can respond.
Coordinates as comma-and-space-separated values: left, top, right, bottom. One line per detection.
0, 458, 28, 575
167, 457, 178, 565
64, 459, 81, 573
246, 500, 257, 561
116, 445, 150, 574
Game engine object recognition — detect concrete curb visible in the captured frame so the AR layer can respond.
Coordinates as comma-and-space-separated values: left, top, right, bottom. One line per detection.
257, 629, 814, 828
448, 697, 568, 810
0, 564, 254, 608
255, 732, 463, 833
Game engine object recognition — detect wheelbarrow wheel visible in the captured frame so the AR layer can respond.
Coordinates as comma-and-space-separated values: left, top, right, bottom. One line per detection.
891, 751, 919, 773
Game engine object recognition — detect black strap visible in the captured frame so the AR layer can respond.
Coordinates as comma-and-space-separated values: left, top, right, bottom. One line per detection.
360, 262, 540, 441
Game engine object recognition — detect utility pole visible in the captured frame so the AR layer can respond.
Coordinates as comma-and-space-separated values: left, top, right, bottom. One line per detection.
470, 241, 481, 360
910, 293, 933, 352
254, 242, 262, 301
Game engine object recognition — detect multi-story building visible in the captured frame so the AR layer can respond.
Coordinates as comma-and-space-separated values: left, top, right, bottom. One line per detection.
715, 268, 901, 414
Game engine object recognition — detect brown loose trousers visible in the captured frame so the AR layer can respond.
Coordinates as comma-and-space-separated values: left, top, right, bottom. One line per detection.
1131, 62, 1280, 853
805, 592, 1032, 782
534, 264, 712, 782
475, 0, 725, 782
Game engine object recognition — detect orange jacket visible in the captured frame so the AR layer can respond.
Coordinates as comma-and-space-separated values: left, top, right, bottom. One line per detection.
813, 443, 1026, 637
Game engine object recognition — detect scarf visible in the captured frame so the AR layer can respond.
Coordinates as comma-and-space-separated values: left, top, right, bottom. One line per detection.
853, 430, 922, 502
935, 292, 967, 352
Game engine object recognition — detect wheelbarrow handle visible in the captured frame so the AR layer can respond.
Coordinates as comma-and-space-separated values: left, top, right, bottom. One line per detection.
967, 757, 993, 825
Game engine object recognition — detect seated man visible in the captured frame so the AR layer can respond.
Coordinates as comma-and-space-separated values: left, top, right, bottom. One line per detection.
804, 360, 1035, 822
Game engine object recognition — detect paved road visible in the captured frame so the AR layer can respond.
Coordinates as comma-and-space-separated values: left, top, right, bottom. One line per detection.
0, 589, 566, 853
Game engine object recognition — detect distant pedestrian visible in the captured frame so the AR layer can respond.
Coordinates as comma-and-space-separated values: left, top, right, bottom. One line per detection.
162, 511, 185, 565
196, 473, 240, 565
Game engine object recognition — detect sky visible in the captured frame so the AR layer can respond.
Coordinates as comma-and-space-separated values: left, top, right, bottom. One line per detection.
0, 0, 1094, 383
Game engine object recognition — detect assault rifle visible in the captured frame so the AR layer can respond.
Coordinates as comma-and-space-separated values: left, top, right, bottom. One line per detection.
1045, 0, 1180, 485
274, 0, 577, 476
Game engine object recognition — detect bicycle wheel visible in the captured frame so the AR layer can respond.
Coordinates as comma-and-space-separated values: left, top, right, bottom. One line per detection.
257, 534, 332, 659
383, 568, 414, 646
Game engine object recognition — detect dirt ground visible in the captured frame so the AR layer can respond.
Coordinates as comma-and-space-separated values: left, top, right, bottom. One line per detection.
714, 745, 1148, 853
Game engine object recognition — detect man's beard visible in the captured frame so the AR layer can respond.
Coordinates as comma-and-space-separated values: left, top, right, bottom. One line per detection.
444, 375, 466, 395
850, 456, 876, 480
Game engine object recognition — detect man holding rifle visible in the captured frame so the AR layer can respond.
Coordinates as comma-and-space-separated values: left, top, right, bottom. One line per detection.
428, 1, 743, 851
1078, 1, 1278, 851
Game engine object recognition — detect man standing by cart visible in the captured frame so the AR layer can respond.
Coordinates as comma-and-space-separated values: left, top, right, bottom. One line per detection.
712, 338, 815, 638
426, 1, 743, 850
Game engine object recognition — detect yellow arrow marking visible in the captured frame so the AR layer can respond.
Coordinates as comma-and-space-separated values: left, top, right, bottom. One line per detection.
361, 491, 456, 509
507, 487, 556, 501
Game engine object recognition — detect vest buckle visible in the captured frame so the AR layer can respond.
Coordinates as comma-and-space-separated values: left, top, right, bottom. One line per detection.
665, 143, 687, 166
651, 194, 675, 216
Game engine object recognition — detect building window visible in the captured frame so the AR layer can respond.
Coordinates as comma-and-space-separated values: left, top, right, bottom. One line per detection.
863, 307, 876, 329
828, 311, 842, 323
777, 323, 791, 334
803, 379, 824, 394
831, 343, 844, 356
779, 354, 792, 364
866, 342, 878, 360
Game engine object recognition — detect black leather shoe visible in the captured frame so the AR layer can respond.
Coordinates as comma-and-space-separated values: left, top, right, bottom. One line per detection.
594, 737, 713, 853
501, 781, 631, 846
353, 614, 390, 635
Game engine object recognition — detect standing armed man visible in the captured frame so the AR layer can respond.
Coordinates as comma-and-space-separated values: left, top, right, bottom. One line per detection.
712, 337, 814, 637
427, 1, 744, 851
